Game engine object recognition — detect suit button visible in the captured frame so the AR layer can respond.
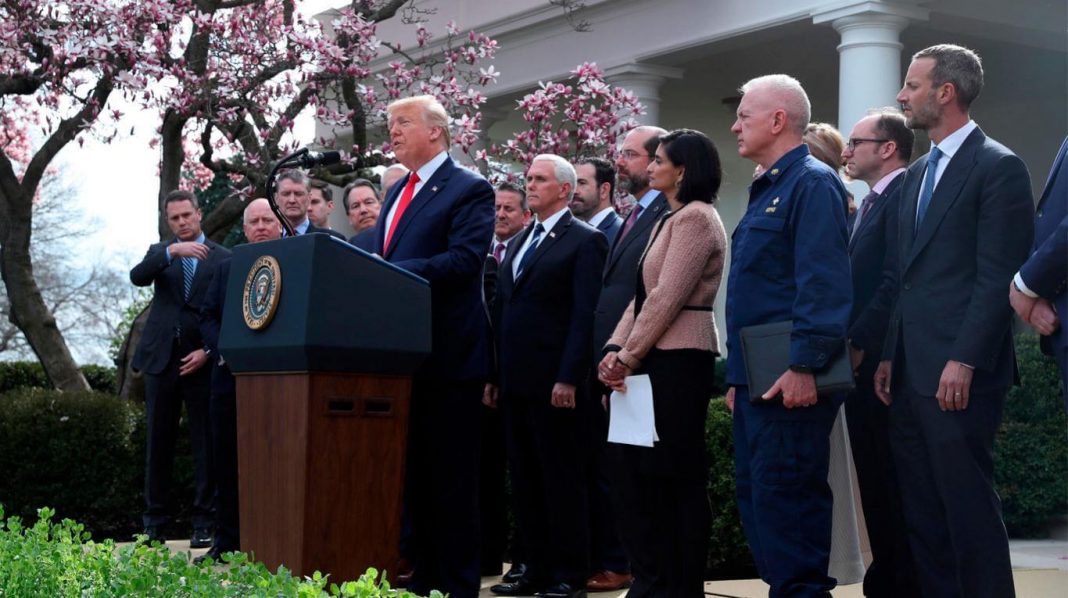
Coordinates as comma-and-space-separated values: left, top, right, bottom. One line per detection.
1037, 210, 1043, 218
903, 282, 912, 290
818, 353, 826, 360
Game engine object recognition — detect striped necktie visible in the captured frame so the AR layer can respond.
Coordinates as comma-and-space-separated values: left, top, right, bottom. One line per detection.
182, 256, 196, 300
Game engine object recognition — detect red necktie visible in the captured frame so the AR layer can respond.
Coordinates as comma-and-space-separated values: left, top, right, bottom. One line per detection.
384, 172, 420, 252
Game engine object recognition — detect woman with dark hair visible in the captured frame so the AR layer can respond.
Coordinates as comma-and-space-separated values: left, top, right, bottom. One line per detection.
598, 128, 727, 597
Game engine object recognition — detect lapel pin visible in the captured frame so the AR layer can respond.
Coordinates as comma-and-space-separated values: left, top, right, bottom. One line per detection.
765, 207, 777, 213
431, 186, 438, 192
772, 197, 780, 205
771, 168, 780, 175
549, 231, 556, 238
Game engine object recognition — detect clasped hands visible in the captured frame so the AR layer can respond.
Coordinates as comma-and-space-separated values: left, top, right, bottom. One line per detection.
169, 241, 209, 260
1009, 280, 1059, 336
597, 351, 631, 392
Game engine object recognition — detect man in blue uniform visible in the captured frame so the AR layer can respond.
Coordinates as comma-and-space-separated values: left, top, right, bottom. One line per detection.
725, 74, 852, 597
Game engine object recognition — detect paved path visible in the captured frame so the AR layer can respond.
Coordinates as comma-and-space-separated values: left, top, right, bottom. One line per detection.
155, 538, 1068, 597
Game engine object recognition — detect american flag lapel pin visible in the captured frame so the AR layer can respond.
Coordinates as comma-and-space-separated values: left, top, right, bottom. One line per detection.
549, 231, 556, 238
431, 186, 438, 192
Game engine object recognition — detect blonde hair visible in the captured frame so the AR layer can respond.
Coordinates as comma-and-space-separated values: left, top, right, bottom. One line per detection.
387, 95, 451, 147
803, 122, 845, 171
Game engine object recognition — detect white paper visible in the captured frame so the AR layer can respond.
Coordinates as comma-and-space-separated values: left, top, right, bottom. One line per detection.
607, 374, 659, 447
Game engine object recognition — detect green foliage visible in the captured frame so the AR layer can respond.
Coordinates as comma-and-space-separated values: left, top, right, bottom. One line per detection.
995, 333, 1068, 537
704, 397, 755, 578
0, 389, 146, 540
0, 506, 436, 597
0, 361, 118, 393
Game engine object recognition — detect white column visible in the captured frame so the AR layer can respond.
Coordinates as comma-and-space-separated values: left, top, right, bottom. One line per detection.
813, 2, 928, 132
603, 63, 683, 126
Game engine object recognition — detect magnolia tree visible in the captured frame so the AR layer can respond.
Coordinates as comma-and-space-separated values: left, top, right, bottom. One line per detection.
488, 62, 642, 190
0, 0, 184, 390
150, 0, 499, 239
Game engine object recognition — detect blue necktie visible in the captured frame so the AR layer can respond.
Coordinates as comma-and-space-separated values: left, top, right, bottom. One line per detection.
182, 256, 196, 300
515, 223, 545, 277
915, 146, 943, 232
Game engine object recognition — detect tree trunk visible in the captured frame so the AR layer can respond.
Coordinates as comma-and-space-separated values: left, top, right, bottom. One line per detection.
0, 185, 89, 391
158, 108, 187, 239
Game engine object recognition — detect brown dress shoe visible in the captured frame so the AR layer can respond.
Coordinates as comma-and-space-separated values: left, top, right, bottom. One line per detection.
585, 570, 633, 592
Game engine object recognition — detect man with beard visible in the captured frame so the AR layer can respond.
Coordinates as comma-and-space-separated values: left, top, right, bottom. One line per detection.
584, 126, 667, 593
570, 157, 621, 245
875, 44, 1033, 597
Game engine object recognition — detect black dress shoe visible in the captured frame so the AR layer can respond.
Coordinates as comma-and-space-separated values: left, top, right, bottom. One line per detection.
534, 582, 587, 598
490, 578, 540, 596
189, 527, 213, 549
502, 563, 528, 583
141, 526, 165, 544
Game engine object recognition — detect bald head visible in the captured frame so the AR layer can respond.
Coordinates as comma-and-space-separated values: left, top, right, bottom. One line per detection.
732, 74, 813, 167
739, 75, 811, 135
243, 198, 282, 243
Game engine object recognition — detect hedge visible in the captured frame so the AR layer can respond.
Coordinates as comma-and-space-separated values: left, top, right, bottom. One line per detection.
0, 361, 117, 394
0, 388, 195, 540
0, 506, 429, 597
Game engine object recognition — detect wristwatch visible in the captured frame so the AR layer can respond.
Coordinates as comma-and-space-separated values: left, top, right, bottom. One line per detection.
789, 364, 814, 374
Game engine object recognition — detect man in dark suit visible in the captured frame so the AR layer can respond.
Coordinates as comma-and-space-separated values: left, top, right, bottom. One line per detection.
583, 126, 667, 592
875, 44, 1034, 597
343, 178, 381, 250
195, 198, 282, 564
1010, 135, 1068, 400
370, 95, 495, 598
130, 189, 231, 546
840, 108, 918, 597
481, 181, 532, 581
276, 170, 346, 240
486, 154, 607, 598
570, 157, 621, 245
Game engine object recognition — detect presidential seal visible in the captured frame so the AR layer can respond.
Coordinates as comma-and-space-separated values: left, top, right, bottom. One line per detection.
243, 256, 281, 330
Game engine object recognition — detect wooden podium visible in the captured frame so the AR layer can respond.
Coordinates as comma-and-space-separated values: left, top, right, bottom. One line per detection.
218, 234, 431, 580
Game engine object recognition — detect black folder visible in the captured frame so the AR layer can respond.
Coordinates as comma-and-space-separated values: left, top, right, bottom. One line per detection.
739, 320, 854, 403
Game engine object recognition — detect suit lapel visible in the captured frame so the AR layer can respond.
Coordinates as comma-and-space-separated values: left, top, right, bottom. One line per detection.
1037, 137, 1068, 210
605, 195, 666, 274
907, 128, 985, 268
500, 222, 534, 293
512, 212, 573, 292
848, 175, 902, 252
383, 158, 453, 259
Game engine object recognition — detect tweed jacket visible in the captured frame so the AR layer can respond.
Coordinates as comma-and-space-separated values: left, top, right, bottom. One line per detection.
608, 200, 727, 368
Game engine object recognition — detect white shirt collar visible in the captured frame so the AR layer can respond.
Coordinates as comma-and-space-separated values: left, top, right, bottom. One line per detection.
932, 120, 978, 161
412, 150, 450, 187
588, 206, 617, 227
534, 206, 570, 233
295, 219, 311, 234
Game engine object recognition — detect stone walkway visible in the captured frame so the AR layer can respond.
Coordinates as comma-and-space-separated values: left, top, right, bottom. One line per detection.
158, 538, 1067, 597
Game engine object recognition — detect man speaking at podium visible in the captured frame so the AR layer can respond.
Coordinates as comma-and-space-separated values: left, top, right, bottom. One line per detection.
372, 95, 496, 598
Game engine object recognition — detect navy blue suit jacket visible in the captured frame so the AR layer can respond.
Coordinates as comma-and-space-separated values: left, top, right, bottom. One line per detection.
130, 238, 230, 375
492, 212, 608, 398
883, 127, 1034, 394
1019, 136, 1068, 353
847, 173, 904, 355
372, 156, 496, 381
595, 211, 623, 247
198, 258, 235, 397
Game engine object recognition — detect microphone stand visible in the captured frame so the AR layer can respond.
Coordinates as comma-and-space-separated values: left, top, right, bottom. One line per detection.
266, 148, 310, 238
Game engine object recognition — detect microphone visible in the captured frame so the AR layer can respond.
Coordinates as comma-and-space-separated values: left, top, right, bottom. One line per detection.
294, 150, 342, 168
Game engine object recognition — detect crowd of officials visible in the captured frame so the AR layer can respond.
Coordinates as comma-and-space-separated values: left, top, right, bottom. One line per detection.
130, 42, 1067, 598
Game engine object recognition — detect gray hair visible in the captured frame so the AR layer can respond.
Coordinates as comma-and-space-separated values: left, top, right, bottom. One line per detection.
532, 154, 577, 200
277, 169, 309, 190
913, 44, 984, 109
243, 198, 277, 223
739, 74, 812, 135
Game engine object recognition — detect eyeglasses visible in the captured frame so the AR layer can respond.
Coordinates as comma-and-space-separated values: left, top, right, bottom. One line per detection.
618, 149, 651, 161
845, 138, 889, 151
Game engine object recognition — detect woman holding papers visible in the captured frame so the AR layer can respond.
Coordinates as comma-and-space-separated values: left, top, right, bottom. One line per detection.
598, 128, 727, 597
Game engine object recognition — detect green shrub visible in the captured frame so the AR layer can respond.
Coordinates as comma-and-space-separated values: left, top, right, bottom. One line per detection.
0, 361, 118, 393
0, 506, 433, 597
704, 397, 755, 578
995, 333, 1068, 537
0, 388, 147, 540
